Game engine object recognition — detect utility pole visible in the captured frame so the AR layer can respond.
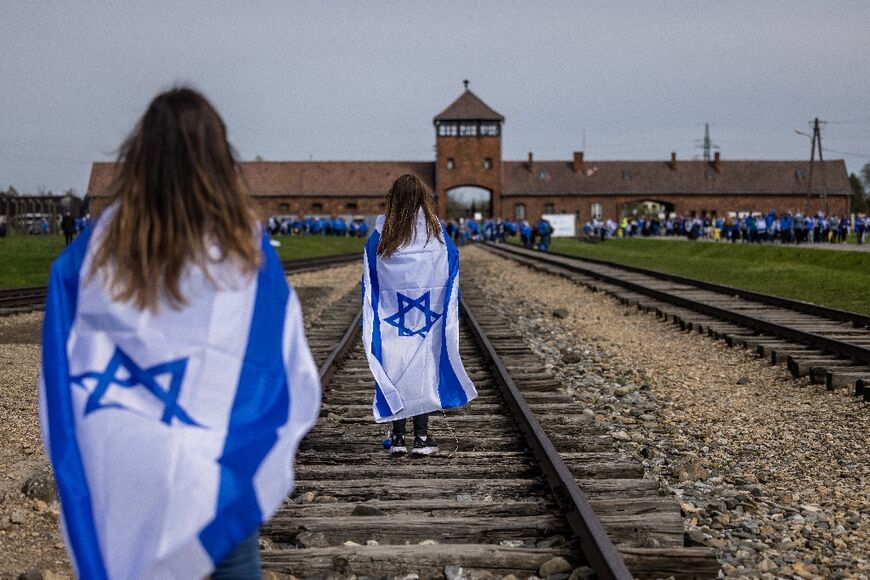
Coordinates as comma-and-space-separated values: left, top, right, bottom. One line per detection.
805, 118, 829, 216
695, 123, 718, 162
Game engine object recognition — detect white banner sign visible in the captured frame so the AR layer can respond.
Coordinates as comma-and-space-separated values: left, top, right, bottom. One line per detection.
542, 214, 576, 237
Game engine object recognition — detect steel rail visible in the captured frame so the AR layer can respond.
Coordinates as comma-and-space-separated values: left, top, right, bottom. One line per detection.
491, 242, 870, 328
484, 243, 870, 365
460, 298, 633, 580
282, 252, 363, 274
317, 308, 362, 384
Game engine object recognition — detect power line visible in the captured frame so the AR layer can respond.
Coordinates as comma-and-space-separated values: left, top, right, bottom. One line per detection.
823, 116, 870, 125
821, 146, 870, 158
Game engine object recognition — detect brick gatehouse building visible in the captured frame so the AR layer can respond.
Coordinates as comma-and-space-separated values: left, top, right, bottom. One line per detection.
87, 86, 850, 221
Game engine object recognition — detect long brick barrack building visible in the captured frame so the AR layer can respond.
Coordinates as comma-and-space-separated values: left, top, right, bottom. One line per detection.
87, 86, 850, 221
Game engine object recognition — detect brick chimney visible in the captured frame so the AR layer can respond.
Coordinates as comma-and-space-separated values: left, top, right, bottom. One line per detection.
669, 152, 677, 171
527, 152, 534, 172
573, 151, 585, 173
713, 151, 721, 173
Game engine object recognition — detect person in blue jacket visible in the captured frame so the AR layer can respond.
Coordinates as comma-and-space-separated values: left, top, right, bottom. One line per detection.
536, 218, 553, 251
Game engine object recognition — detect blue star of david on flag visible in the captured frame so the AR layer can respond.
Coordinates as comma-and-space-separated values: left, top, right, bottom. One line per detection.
70, 347, 203, 428
384, 291, 443, 338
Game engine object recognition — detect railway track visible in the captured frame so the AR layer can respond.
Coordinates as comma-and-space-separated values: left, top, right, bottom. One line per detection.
483, 243, 870, 402
0, 251, 363, 317
260, 285, 718, 579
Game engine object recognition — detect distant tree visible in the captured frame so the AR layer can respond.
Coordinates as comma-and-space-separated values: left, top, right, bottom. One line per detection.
254, 155, 264, 162
862, 161, 870, 189
849, 173, 867, 214
6, 185, 18, 196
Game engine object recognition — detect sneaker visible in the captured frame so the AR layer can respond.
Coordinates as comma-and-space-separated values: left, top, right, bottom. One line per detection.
411, 435, 439, 455
389, 434, 407, 455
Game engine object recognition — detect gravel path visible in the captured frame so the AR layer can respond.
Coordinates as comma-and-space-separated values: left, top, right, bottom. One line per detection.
462, 245, 870, 580
0, 263, 361, 580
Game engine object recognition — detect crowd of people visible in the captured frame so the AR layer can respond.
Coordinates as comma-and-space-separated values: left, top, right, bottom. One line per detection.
268, 214, 559, 251
267, 215, 369, 237
583, 212, 870, 245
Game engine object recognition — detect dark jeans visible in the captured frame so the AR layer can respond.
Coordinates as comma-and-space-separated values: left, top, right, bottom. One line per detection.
64, 232, 74, 246
212, 531, 261, 580
392, 413, 429, 437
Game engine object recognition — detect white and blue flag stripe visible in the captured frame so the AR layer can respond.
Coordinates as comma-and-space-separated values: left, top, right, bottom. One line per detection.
362, 212, 477, 422
39, 211, 320, 579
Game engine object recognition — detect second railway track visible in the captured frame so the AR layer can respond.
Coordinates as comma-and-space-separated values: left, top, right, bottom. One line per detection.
0, 251, 363, 317
259, 285, 718, 579
483, 243, 870, 403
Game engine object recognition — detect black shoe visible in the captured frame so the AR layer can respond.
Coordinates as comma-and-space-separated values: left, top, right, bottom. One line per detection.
411, 435, 438, 455
389, 434, 407, 455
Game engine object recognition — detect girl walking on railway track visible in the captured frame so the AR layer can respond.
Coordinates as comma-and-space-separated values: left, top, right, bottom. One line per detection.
39, 87, 321, 580
362, 174, 478, 455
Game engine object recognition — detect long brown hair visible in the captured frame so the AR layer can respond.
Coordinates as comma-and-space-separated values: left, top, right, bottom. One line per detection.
377, 174, 443, 258
91, 87, 260, 311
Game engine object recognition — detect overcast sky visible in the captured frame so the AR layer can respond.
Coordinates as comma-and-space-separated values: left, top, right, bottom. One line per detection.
2, 1, 869, 194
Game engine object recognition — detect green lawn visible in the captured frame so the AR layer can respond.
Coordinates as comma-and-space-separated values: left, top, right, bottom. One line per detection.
0, 234, 366, 289
270, 235, 365, 261
535, 238, 870, 315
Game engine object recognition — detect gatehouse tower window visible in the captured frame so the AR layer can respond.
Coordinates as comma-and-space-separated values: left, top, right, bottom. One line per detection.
459, 123, 478, 137
484, 158, 493, 170
446, 158, 455, 170
515, 203, 526, 220
437, 123, 458, 137
480, 123, 499, 136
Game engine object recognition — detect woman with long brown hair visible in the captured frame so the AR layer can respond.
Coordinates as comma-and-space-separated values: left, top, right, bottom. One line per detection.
361, 174, 477, 454
40, 87, 320, 579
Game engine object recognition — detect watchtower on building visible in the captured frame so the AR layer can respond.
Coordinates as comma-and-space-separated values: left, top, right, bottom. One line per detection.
433, 81, 504, 218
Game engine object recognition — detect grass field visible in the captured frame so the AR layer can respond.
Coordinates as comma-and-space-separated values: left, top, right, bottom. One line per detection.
534, 238, 870, 315
0, 234, 366, 289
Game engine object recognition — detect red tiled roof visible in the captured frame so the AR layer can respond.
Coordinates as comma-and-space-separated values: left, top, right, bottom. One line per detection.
502, 159, 850, 196
86, 161, 436, 198
433, 90, 504, 122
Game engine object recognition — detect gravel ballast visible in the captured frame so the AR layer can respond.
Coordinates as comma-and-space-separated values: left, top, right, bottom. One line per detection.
0, 263, 361, 579
462, 245, 870, 580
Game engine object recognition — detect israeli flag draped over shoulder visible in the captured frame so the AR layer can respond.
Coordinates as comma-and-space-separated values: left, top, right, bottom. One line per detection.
39, 207, 321, 579
362, 210, 477, 422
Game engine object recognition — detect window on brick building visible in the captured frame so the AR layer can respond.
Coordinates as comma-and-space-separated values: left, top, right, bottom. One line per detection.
438, 123, 458, 137
514, 203, 526, 220
459, 123, 477, 137
446, 158, 455, 170
591, 203, 603, 220
345, 202, 357, 212
278, 203, 290, 212
311, 203, 323, 213
543, 203, 555, 214
480, 123, 499, 136
484, 158, 493, 170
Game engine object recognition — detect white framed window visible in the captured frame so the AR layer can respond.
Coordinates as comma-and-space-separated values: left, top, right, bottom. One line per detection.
480, 123, 499, 136
438, 123, 458, 137
515, 203, 526, 220
459, 123, 477, 137
591, 203, 603, 219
